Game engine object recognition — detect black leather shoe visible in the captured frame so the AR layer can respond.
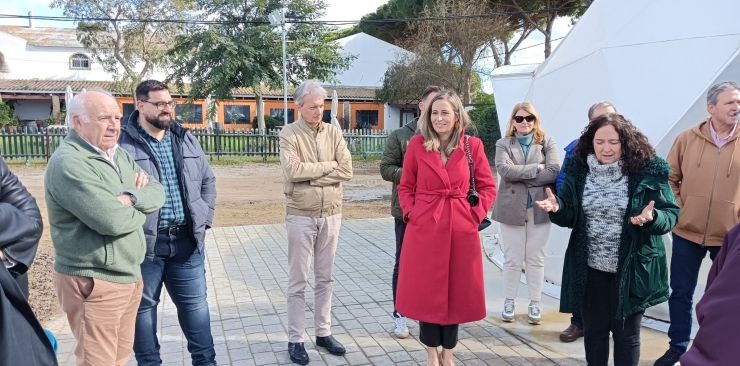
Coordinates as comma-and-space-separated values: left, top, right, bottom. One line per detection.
288, 342, 309, 365
654, 349, 682, 366
316, 335, 346, 356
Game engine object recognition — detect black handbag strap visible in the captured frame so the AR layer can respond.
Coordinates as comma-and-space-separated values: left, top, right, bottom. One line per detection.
465, 135, 476, 194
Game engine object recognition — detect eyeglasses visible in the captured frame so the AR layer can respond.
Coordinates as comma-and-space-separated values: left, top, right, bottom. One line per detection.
141, 100, 176, 110
513, 115, 535, 123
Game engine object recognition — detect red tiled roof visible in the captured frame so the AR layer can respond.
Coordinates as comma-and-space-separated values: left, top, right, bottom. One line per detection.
0, 79, 115, 92
0, 79, 378, 100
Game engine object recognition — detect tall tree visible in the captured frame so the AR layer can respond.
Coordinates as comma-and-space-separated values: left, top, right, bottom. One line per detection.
51, 0, 194, 100
356, 0, 435, 45
486, 0, 538, 67
505, 0, 588, 58
375, 50, 482, 107
167, 0, 352, 130
398, 0, 508, 104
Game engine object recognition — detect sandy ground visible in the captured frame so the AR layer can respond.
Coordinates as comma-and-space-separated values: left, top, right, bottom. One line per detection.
10, 160, 392, 322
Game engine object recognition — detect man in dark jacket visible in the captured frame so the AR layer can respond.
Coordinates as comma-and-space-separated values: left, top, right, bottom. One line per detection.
379, 85, 443, 339
0, 157, 55, 365
119, 80, 218, 366
0, 157, 43, 298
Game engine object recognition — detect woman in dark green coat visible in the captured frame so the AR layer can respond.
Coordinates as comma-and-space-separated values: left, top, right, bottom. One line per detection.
535, 114, 679, 366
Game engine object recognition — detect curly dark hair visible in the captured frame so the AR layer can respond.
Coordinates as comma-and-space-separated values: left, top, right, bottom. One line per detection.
574, 114, 655, 175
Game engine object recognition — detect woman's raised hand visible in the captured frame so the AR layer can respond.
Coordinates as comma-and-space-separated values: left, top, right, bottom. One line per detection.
630, 201, 655, 226
535, 188, 560, 213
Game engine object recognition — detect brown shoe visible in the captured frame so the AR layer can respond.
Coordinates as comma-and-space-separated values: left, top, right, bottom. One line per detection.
559, 324, 584, 342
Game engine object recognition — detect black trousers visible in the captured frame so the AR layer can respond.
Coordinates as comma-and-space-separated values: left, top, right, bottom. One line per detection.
392, 219, 407, 318
419, 321, 459, 349
11, 271, 29, 299
582, 267, 643, 366
571, 302, 584, 329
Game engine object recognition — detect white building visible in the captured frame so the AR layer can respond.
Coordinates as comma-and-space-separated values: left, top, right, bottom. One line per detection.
0, 25, 109, 81
0, 21, 411, 129
490, 0, 740, 330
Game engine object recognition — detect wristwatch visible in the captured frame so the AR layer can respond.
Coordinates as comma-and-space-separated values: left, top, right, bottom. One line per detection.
121, 192, 138, 205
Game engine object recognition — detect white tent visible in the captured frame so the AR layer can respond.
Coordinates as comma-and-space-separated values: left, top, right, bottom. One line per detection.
330, 90, 341, 128
64, 85, 74, 127
494, 0, 740, 158
490, 0, 740, 326
333, 32, 413, 88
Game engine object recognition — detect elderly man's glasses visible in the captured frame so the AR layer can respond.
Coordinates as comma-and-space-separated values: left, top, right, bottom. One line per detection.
513, 115, 535, 123
142, 100, 176, 110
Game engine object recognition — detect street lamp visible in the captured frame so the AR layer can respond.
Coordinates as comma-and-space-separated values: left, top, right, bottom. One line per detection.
269, 8, 289, 126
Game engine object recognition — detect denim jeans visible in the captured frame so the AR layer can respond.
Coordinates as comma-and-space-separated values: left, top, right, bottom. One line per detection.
392, 219, 407, 318
133, 230, 216, 366
667, 233, 720, 354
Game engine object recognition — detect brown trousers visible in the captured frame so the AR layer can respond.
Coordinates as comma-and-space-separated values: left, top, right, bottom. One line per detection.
53, 272, 143, 366
286, 213, 342, 342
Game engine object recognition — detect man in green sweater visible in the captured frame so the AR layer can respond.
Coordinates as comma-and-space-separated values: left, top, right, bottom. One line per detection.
45, 89, 165, 366
379, 85, 443, 339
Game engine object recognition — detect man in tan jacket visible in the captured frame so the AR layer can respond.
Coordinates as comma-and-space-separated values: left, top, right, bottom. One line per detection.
279, 80, 353, 365
655, 81, 740, 366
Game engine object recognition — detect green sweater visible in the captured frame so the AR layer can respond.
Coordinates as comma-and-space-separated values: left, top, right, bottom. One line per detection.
45, 130, 165, 284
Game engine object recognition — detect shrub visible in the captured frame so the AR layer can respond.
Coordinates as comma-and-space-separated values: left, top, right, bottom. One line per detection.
0, 102, 19, 127
251, 115, 280, 130
468, 105, 501, 160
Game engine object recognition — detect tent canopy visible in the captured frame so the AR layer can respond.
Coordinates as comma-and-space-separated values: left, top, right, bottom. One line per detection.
492, 0, 740, 158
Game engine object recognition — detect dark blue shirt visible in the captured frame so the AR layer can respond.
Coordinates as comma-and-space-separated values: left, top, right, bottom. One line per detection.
135, 121, 186, 228
556, 138, 579, 193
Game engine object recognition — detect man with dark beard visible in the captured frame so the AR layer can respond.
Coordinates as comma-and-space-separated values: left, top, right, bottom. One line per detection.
119, 80, 218, 366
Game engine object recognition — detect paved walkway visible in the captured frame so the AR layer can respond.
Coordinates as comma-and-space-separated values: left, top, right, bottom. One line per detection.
46, 218, 585, 366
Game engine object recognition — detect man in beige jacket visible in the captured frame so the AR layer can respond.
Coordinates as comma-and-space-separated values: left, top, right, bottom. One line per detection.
655, 81, 740, 366
279, 80, 353, 365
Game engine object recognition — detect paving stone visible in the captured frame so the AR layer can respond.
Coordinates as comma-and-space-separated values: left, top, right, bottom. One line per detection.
49, 219, 581, 365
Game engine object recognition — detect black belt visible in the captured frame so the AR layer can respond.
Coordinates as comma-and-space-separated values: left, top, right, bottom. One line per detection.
158, 225, 187, 235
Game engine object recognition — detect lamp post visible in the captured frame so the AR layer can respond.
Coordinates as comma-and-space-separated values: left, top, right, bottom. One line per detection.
269, 8, 289, 126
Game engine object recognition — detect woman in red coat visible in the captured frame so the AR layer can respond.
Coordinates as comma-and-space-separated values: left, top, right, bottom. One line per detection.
396, 90, 497, 366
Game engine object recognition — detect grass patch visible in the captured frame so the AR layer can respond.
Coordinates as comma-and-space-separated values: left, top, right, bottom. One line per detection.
206, 156, 281, 165
3, 158, 49, 167
205, 154, 382, 166
352, 155, 382, 162
4, 154, 383, 168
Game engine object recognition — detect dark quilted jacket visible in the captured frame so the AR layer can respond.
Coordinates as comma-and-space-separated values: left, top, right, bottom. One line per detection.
119, 112, 216, 258
551, 155, 679, 320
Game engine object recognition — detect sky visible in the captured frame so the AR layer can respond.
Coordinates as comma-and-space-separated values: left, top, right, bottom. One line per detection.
0, 0, 391, 29
1, 0, 573, 87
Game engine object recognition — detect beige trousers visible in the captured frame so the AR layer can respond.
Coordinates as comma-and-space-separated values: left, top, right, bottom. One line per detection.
499, 208, 552, 302
286, 213, 342, 342
53, 272, 143, 366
